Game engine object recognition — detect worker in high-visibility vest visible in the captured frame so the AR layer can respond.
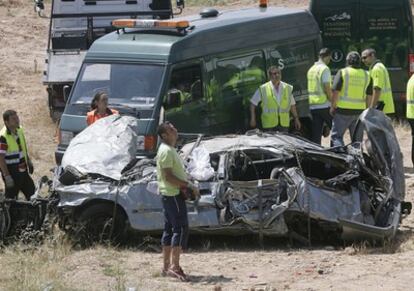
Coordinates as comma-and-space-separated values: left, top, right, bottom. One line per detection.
406, 74, 414, 166
330, 52, 373, 147
307, 48, 333, 144
250, 66, 301, 132
0, 110, 35, 200
361, 48, 395, 114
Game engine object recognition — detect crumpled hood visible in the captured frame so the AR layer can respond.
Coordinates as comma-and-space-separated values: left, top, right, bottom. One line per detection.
354, 108, 405, 201
61, 115, 139, 180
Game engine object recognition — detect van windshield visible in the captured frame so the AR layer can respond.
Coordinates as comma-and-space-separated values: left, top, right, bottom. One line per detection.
69, 63, 164, 107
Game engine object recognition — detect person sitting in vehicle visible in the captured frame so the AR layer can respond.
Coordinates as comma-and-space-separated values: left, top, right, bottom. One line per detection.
86, 92, 119, 126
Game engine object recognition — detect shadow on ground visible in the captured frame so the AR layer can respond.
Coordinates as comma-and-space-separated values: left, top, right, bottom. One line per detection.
187, 274, 233, 284
120, 226, 414, 255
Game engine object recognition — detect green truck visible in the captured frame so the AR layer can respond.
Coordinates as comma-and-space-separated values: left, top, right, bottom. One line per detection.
56, 6, 321, 163
310, 0, 414, 116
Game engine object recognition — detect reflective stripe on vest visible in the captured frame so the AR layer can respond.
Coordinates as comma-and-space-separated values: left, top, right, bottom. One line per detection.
308, 63, 330, 106
407, 74, 414, 118
259, 81, 291, 128
371, 62, 395, 114
0, 126, 28, 166
337, 67, 368, 110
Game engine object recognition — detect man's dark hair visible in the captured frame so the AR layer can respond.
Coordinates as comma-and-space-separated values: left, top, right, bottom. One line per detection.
346, 51, 361, 67
157, 122, 171, 139
267, 65, 281, 76
90, 91, 108, 110
3, 110, 17, 122
319, 48, 331, 58
363, 48, 376, 57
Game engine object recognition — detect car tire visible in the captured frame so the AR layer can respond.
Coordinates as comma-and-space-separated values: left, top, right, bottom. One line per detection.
74, 203, 126, 247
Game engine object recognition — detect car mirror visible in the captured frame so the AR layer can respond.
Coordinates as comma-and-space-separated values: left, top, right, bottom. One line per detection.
63, 85, 72, 102
176, 0, 184, 8
191, 80, 202, 100
165, 89, 181, 109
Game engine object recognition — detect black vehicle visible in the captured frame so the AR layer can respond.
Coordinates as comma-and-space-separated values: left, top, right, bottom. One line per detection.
42, 0, 180, 121
310, 0, 414, 116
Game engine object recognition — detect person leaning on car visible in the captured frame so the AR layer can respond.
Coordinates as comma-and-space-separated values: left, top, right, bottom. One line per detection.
330, 52, 373, 147
250, 66, 301, 132
0, 110, 35, 200
156, 121, 199, 282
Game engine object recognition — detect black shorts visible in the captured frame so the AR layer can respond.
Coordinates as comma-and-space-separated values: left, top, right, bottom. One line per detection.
161, 194, 189, 247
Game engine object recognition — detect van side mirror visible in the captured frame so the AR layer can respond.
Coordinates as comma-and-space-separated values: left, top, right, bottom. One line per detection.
176, 0, 184, 8
63, 85, 72, 102
190, 80, 202, 100
164, 89, 181, 109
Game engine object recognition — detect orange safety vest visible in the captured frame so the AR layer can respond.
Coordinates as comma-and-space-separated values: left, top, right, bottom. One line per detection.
86, 108, 119, 126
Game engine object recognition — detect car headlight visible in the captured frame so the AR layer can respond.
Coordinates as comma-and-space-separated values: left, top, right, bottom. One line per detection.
59, 130, 74, 145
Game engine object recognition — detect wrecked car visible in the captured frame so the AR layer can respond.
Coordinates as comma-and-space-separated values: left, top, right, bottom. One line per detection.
0, 177, 53, 243
51, 109, 411, 245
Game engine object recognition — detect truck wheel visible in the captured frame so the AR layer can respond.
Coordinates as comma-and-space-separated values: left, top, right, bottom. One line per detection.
75, 203, 126, 246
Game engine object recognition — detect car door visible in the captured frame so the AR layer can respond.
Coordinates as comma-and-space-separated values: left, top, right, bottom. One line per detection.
207, 51, 266, 134
359, 0, 410, 94
164, 62, 210, 133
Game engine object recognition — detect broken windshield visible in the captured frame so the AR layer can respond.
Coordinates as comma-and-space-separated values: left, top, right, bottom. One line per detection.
69, 62, 164, 108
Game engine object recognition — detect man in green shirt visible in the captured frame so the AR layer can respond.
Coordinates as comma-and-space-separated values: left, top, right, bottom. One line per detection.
156, 121, 199, 282
362, 48, 395, 114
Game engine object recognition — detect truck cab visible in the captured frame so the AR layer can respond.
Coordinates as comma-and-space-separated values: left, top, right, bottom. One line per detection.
43, 0, 176, 120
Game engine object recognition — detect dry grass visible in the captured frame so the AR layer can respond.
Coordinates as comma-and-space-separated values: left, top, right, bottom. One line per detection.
0, 235, 73, 291
1, 0, 414, 290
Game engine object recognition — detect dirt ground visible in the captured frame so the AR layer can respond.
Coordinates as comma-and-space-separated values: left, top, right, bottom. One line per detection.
1, 1, 414, 290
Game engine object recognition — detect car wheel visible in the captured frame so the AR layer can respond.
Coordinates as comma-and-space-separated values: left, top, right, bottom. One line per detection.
74, 203, 126, 247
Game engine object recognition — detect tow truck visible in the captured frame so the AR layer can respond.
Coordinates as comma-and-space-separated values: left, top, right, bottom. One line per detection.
41, 0, 184, 121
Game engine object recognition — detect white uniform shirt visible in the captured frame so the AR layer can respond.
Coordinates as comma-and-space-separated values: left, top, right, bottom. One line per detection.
250, 81, 296, 107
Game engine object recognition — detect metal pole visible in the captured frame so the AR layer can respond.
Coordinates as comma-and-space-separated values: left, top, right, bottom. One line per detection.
47, 0, 55, 51
258, 179, 263, 248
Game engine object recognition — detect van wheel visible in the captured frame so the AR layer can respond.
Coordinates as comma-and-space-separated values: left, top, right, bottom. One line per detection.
73, 204, 126, 247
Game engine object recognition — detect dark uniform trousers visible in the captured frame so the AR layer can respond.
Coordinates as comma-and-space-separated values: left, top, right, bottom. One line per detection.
2, 165, 35, 200
311, 108, 332, 144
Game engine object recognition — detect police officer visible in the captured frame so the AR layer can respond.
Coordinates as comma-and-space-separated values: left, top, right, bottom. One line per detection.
406, 74, 414, 166
361, 48, 395, 114
250, 66, 301, 132
0, 110, 35, 200
330, 52, 373, 147
307, 48, 333, 144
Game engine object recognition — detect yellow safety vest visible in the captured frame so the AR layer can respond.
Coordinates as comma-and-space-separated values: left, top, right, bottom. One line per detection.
370, 62, 395, 114
406, 74, 414, 119
337, 67, 369, 110
259, 81, 292, 128
308, 62, 330, 106
0, 126, 28, 167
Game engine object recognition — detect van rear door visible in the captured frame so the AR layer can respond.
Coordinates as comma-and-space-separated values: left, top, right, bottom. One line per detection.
310, 0, 360, 74
359, 0, 411, 96
310, 0, 414, 116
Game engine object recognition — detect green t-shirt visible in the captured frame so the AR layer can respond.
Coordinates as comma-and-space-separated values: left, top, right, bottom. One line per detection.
370, 62, 387, 90
156, 142, 187, 196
